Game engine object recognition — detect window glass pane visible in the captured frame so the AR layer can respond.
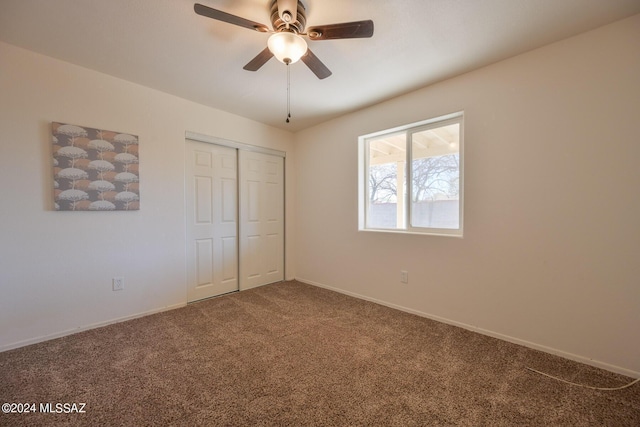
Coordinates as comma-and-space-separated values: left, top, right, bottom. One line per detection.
367, 134, 407, 229
410, 123, 460, 229
359, 112, 463, 236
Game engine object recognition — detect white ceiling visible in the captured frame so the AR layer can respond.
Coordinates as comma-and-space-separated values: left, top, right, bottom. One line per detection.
1, 0, 639, 132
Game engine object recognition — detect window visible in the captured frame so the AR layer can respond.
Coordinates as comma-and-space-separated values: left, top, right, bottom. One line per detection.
358, 112, 463, 236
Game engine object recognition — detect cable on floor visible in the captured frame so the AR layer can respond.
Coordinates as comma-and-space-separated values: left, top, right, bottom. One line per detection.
526, 366, 640, 391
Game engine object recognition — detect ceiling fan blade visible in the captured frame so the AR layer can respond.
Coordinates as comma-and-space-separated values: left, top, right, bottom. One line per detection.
307, 20, 374, 40
194, 3, 269, 32
277, 0, 297, 27
243, 47, 274, 71
301, 49, 332, 79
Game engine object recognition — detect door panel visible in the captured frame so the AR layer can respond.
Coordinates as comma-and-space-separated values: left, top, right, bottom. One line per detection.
195, 239, 214, 285
186, 141, 238, 302
239, 151, 284, 290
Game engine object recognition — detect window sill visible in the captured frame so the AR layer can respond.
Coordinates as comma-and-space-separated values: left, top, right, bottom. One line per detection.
358, 228, 463, 238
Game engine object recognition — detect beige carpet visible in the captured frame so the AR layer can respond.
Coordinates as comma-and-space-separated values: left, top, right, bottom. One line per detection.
1, 280, 638, 426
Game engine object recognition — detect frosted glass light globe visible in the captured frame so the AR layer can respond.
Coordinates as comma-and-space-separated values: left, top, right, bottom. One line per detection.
267, 32, 308, 64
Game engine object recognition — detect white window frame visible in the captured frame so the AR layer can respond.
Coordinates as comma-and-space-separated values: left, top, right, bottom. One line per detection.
358, 112, 464, 237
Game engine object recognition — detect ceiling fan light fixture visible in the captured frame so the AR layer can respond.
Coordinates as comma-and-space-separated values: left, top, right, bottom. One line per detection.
267, 32, 308, 64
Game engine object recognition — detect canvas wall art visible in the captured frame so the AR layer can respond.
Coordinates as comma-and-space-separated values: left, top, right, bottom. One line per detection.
52, 122, 140, 211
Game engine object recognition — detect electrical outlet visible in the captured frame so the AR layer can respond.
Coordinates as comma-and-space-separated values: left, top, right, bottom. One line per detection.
400, 270, 408, 284
112, 277, 124, 291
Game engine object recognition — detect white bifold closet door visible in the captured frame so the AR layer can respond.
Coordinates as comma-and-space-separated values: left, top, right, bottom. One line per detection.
239, 150, 284, 290
186, 141, 239, 302
186, 139, 284, 302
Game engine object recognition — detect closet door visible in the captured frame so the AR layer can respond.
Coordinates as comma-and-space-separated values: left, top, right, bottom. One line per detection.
185, 140, 238, 302
239, 150, 284, 290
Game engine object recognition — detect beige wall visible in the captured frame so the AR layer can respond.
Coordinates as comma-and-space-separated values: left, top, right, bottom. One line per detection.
294, 15, 640, 375
0, 41, 296, 350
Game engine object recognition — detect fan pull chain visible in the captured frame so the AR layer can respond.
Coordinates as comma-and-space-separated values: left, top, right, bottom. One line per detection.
286, 62, 291, 123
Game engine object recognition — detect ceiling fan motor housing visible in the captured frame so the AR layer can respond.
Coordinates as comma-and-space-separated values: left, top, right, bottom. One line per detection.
270, 0, 306, 33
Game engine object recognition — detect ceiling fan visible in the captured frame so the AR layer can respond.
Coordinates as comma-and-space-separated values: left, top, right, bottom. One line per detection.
194, 0, 374, 79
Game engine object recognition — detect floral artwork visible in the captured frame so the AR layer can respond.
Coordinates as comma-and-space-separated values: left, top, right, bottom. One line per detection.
52, 122, 140, 211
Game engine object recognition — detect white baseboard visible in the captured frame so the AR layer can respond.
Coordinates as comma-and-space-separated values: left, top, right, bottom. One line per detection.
0, 302, 186, 353
296, 277, 639, 378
